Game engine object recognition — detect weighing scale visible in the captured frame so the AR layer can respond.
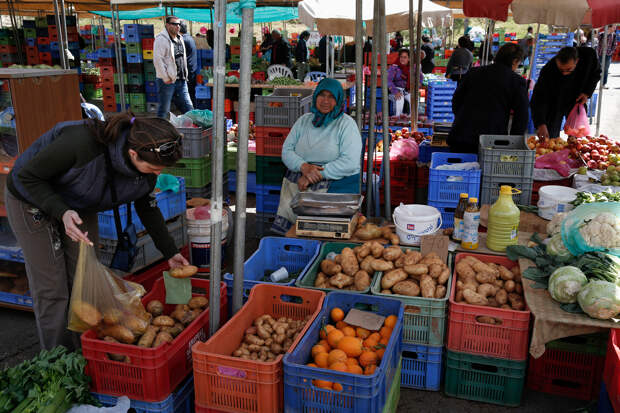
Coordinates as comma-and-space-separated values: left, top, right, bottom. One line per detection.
296, 215, 359, 239
431, 122, 451, 147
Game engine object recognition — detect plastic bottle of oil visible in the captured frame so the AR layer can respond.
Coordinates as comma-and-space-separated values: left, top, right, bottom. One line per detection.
461, 197, 480, 250
487, 185, 521, 252
452, 193, 469, 243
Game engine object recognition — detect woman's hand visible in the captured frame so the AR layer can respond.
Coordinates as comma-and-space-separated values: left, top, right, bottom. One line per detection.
536, 124, 549, 141
168, 253, 189, 269
301, 163, 324, 184
298, 175, 310, 191
62, 210, 93, 245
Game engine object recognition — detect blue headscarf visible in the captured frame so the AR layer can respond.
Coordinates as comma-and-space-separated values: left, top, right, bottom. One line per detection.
311, 78, 345, 128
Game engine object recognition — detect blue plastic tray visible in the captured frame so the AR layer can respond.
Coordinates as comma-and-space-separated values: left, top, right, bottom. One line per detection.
283, 292, 404, 413
0, 291, 32, 308
227, 171, 257, 194
428, 152, 481, 203
418, 140, 450, 163
428, 200, 457, 229
255, 184, 281, 214
401, 343, 443, 391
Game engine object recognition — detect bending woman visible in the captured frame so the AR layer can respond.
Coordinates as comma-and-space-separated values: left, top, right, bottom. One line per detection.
6, 112, 189, 350
272, 78, 362, 234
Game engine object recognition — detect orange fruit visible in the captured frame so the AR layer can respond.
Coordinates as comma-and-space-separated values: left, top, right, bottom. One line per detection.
320, 324, 335, 340
356, 327, 370, 339
314, 352, 329, 368
368, 332, 381, 342
345, 357, 359, 367
364, 365, 377, 375
384, 315, 397, 329
329, 361, 349, 373
331, 307, 345, 322
379, 326, 393, 339
379, 336, 390, 346
327, 329, 345, 348
376, 348, 385, 359
363, 337, 378, 349
342, 326, 356, 337
313, 379, 333, 389
318, 339, 331, 351
333, 382, 344, 392
327, 349, 347, 366
359, 351, 379, 367
307, 363, 318, 368
312, 344, 328, 358
335, 321, 349, 330
348, 364, 364, 375
337, 336, 363, 358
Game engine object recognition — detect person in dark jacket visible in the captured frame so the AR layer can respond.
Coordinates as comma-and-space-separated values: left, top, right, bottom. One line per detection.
318, 35, 331, 72
448, 43, 529, 153
446, 36, 474, 84
530, 46, 601, 140
270, 30, 290, 67
5, 113, 189, 351
421, 35, 435, 74
295, 31, 310, 80
180, 21, 199, 107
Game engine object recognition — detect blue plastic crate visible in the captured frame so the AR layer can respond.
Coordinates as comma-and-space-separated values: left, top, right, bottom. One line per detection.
428, 152, 481, 203
427, 200, 456, 229
196, 99, 211, 110
145, 80, 157, 93
98, 177, 186, 239
255, 184, 281, 214
428, 80, 457, 90
418, 140, 450, 163
401, 343, 443, 390
0, 290, 32, 307
227, 170, 257, 194
123, 23, 139, 36
93, 375, 194, 413
146, 92, 158, 103
599, 382, 614, 413
283, 292, 404, 413
26, 38, 36, 46
38, 44, 50, 53
230, 62, 240, 70
223, 237, 320, 314
195, 85, 211, 99
98, 48, 114, 58
49, 41, 59, 51
139, 24, 154, 36
127, 53, 143, 63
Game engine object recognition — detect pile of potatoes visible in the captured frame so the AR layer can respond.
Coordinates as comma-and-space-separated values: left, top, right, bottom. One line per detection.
354, 216, 400, 245
94, 296, 209, 362
454, 256, 525, 312
232, 314, 312, 362
379, 250, 450, 298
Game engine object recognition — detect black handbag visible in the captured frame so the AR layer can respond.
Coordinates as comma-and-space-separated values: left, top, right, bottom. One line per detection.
104, 149, 138, 272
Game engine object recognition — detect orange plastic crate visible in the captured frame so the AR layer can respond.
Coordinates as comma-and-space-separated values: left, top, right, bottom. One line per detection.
81, 278, 227, 402
192, 284, 325, 413
446, 253, 531, 361
255, 126, 291, 157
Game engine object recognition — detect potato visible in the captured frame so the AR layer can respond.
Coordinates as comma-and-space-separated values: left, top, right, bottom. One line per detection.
463, 279, 479, 292
511, 266, 522, 282
455, 261, 475, 279
435, 285, 447, 298
169, 265, 198, 279
161, 323, 184, 338
420, 274, 436, 298
381, 269, 408, 290
99, 324, 135, 344
102, 337, 127, 362
515, 283, 523, 294
153, 332, 174, 347
475, 272, 496, 284
371, 259, 394, 272
320, 260, 341, 276
357, 244, 371, 261
381, 289, 393, 294
403, 251, 422, 266
477, 283, 497, 298
73, 300, 102, 328
508, 293, 525, 311
465, 257, 499, 278
498, 266, 514, 281
138, 325, 160, 347
477, 316, 499, 325
394, 255, 406, 268
456, 280, 465, 291
355, 223, 382, 240
382, 246, 403, 262
392, 280, 420, 297
493, 279, 504, 289
314, 272, 328, 287
463, 289, 488, 306
429, 264, 444, 279
455, 289, 464, 302
123, 314, 149, 336
102, 308, 124, 325
189, 296, 208, 309
153, 315, 175, 327
438, 268, 450, 285
146, 300, 164, 317
504, 280, 516, 293
354, 270, 371, 291
487, 297, 500, 308
330, 273, 354, 289
496, 289, 508, 305
370, 241, 384, 258
340, 248, 359, 276
360, 256, 375, 273
389, 233, 400, 245
335, 255, 343, 265
404, 263, 428, 276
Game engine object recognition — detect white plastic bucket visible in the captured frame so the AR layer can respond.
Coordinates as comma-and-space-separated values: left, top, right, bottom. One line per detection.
186, 207, 230, 268
393, 204, 442, 246
537, 186, 578, 220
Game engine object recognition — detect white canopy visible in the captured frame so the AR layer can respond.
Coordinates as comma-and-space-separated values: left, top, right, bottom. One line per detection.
298, 0, 452, 36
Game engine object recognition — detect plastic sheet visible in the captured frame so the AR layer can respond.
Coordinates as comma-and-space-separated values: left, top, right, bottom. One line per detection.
561, 202, 620, 257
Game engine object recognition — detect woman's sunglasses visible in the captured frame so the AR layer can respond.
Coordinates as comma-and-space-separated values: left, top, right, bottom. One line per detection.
141, 137, 182, 157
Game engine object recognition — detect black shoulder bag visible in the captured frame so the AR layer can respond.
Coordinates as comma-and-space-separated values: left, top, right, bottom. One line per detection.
103, 149, 138, 272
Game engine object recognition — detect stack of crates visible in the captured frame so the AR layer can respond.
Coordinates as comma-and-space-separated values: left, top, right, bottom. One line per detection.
45, 15, 80, 69
23, 21, 38, 66
97, 176, 188, 273
427, 152, 481, 229
445, 253, 531, 407
140, 32, 157, 114
229, 37, 241, 70
122, 24, 154, 113
532, 33, 573, 81
99, 55, 117, 112
254, 88, 313, 237
0, 29, 18, 67
527, 333, 608, 401
426, 80, 456, 123
478, 135, 534, 206
81, 72, 102, 100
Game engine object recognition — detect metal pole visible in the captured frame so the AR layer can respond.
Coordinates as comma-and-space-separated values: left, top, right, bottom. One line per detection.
527, 23, 540, 81
366, 0, 380, 218
209, 0, 226, 336
355, 0, 364, 192
232, 5, 254, 315
412, 0, 423, 135
111, 6, 126, 109
7, 0, 24, 65
379, 0, 390, 217
408, 0, 415, 130
53, 0, 67, 68
596, 26, 608, 136
59, 0, 69, 68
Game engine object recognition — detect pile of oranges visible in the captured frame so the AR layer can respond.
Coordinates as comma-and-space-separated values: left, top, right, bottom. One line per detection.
307, 307, 397, 391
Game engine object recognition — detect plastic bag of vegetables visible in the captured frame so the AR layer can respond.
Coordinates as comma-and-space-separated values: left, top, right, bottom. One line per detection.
561, 202, 620, 257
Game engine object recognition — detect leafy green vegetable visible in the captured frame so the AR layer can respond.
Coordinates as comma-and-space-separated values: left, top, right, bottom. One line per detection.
269, 77, 302, 86
572, 190, 620, 206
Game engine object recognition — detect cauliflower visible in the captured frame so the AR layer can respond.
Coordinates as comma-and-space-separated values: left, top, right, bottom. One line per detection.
579, 213, 620, 249
547, 212, 568, 236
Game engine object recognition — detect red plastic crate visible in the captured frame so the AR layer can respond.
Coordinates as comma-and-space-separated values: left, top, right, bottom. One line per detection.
527, 347, 605, 400
604, 330, 620, 411
447, 253, 531, 361
416, 165, 429, 188
530, 177, 573, 205
141, 38, 154, 50
37, 37, 50, 45
99, 65, 115, 75
103, 103, 116, 112
251, 71, 266, 82
230, 45, 241, 54
380, 183, 416, 206
81, 277, 227, 402
124, 247, 189, 292
255, 126, 291, 157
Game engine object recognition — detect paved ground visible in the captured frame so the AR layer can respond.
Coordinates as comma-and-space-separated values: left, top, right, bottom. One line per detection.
1, 63, 618, 410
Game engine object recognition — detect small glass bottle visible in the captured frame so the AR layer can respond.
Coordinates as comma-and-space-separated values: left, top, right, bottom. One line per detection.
452, 193, 469, 243
461, 197, 480, 250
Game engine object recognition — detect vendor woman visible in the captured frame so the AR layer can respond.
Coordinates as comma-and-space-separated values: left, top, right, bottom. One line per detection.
272, 78, 362, 234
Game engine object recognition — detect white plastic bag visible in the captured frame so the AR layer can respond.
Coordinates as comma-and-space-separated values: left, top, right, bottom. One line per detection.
66, 397, 130, 413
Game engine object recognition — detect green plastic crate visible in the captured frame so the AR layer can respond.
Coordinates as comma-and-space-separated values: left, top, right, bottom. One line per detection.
230, 37, 241, 46
295, 242, 377, 294
127, 73, 143, 85
129, 93, 146, 105
546, 332, 609, 356
35, 17, 47, 28
163, 156, 211, 188
382, 357, 402, 413
144, 71, 156, 81
230, 54, 241, 64
226, 147, 257, 172
130, 104, 146, 113
256, 155, 286, 185
370, 246, 451, 347
23, 28, 36, 39
126, 42, 142, 54
114, 73, 128, 84
444, 350, 526, 407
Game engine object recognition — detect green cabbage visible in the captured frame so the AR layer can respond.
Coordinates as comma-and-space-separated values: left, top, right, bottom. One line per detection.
577, 280, 620, 320
548, 266, 588, 303
546, 233, 572, 260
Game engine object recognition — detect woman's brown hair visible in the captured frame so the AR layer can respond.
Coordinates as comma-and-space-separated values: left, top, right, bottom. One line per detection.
90, 111, 182, 167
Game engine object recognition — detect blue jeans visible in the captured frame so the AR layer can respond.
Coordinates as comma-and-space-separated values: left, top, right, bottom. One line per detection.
600, 56, 612, 85
156, 78, 194, 118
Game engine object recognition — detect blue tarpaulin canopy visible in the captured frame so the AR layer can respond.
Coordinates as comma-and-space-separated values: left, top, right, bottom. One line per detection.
91, 4, 298, 23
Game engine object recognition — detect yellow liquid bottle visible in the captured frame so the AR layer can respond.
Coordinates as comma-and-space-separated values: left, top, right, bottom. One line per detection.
487, 185, 521, 252
461, 197, 480, 250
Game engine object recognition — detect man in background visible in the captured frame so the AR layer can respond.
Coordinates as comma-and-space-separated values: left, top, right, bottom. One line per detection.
295, 31, 310, 81
270, 30, 290, 67
597, 26, 618, 89
180, 21, 199, 107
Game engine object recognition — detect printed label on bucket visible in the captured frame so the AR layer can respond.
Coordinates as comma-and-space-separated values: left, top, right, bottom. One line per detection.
407, 223, 415, 230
